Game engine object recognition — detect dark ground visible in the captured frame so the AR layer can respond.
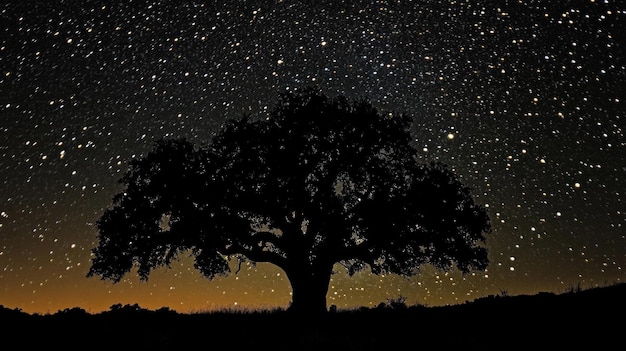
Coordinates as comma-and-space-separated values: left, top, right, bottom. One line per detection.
1, 283, 624, 350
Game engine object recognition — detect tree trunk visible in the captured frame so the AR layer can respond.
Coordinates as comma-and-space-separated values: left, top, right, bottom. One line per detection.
284, 265, 332, 315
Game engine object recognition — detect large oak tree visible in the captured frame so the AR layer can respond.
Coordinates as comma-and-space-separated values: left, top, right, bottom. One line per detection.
88, 89, 491, 314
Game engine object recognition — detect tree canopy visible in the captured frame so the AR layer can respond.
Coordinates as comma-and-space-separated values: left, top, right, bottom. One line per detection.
88, 89, 491, 314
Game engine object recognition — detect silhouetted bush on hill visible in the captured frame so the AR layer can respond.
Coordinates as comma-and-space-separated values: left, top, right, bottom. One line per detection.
1, 283, 623, 350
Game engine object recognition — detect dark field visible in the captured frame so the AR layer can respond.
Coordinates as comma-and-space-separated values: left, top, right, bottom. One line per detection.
2, 283, 623, 350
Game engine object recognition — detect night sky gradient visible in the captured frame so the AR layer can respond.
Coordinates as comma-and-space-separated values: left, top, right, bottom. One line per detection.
1, 0, 624, 314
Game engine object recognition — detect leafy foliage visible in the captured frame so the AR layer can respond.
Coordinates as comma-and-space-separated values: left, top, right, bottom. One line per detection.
88, 89, 491, 313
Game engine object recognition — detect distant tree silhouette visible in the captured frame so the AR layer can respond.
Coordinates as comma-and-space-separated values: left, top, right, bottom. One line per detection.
88, 89, 491, 315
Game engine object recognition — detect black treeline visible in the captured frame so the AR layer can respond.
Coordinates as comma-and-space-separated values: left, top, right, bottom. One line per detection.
1, 282, 623, 350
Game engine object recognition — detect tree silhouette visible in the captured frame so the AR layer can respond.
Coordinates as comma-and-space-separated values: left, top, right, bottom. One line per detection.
88, 89, 491, 314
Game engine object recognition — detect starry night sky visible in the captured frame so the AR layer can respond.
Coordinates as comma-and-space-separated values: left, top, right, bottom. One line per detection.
1, 0, 624, 314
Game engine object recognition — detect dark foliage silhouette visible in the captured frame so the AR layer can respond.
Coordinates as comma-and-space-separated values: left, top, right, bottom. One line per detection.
87, 89, 491, 314
2, 283, 624, 350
